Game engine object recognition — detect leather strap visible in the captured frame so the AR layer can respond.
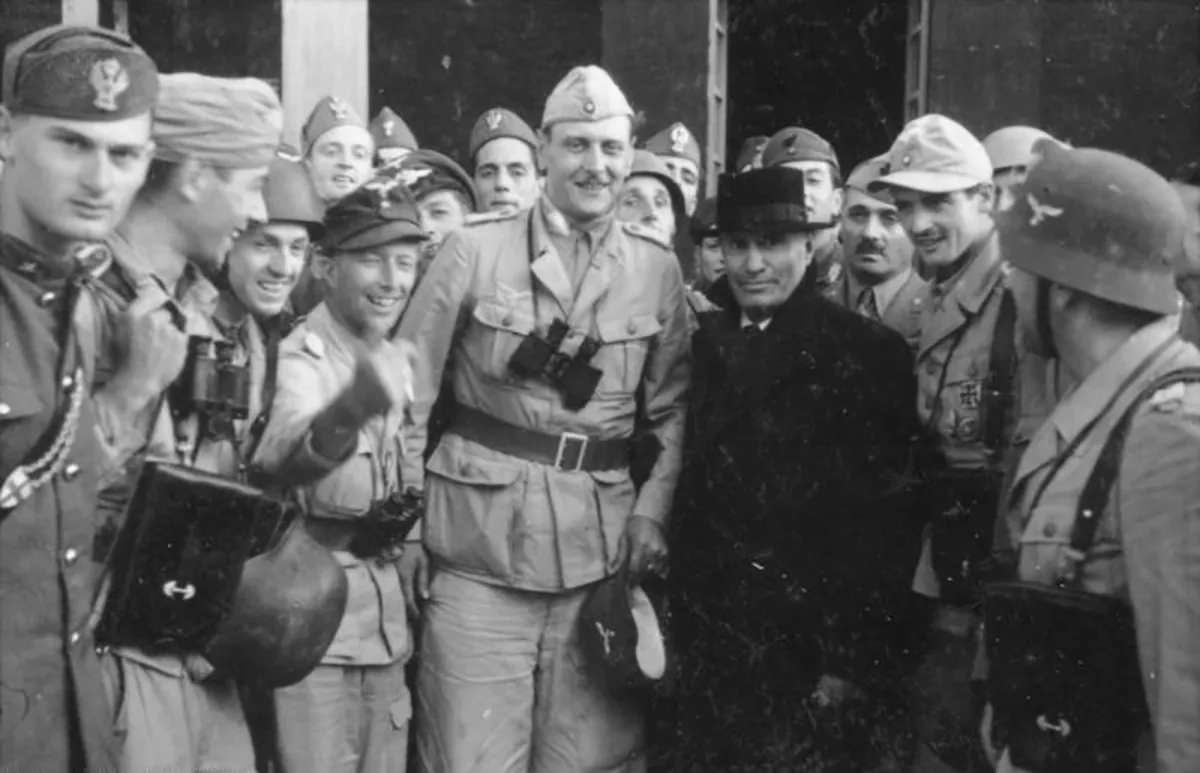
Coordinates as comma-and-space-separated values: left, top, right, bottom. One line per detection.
982, 288, 1017, 462
449, 405, 630, 472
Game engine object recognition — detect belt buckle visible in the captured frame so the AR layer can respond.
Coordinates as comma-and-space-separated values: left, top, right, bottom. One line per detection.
554, 432, 589, 472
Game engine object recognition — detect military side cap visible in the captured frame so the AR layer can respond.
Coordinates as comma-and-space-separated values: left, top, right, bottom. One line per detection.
845, 153, 893, 193
369, 107, 418, 151
321, 166, 426, 252
718, 166, 836, 234
578, 574, 668, 692
762, 126, 840, 173
1000, 140, 1184, 315
264, 154, 324, 236
871, 114, 991, 194
983, 125, 1058, 172
3, 25, 158, 120
301, 95, 368, 157
381, 148, 479, 212
629, 149, 685, 215
735, 135, 769, 172
542, 65, 633, 129
644, 122, 701, 167
469, 107, 538, 161
690, 196, 718, 240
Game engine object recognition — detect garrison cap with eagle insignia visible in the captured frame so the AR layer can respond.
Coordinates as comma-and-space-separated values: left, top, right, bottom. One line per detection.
380, 148, 479, 212
301, 95, 367, 157
644, 122, 701, 168
468, 107, 539, 161
369, 106, 418, 152
542, 65, 633, 129
3, 25, 158, 120
761, 126, 840, 173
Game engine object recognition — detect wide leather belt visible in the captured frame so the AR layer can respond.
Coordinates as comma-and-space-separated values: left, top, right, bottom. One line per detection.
449, 405, 630, 472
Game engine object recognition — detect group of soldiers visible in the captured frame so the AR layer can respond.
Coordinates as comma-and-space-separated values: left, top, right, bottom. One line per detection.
2, 19, 1199, 773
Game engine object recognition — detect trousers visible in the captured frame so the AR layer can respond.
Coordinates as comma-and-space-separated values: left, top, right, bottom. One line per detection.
415, 570, 646, 773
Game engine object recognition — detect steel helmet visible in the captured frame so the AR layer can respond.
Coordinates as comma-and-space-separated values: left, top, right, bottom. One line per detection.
629, 149, 686, 217
264, 153, 326, 239
999, 140, 1185, 315
982, 126, 1055, 173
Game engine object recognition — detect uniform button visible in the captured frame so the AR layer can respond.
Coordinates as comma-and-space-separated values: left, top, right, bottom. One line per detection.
63, 463, 80, 481
925, 360, 940, 376
501, 314, 513, 327
62, 374, 74, 389
70, 631, 81, 645
0, 402, 9, 416
626, 320, 637, 335
63, 547, 79, 566
1042, 522, 1058, 538
39, 290, 57, 306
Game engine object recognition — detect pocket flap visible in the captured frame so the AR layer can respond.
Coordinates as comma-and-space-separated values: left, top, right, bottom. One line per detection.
427, 443, 521, 487
590, 468, 632, 485
598, 314, 662, 344
0, 381, 45, 420
472, 300, 535, 335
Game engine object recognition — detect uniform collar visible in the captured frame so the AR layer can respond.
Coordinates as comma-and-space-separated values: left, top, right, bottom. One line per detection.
930, 231, 1003, 316
305, 302, 360, 364
536, 193, 615, 247
1049, 316, 1180, 443
847, 266, 913, 314
0, 232, 105, 283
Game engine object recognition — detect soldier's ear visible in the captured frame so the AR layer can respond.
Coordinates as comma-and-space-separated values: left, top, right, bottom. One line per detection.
175, 157, 212, 203
0, 105, 17, 163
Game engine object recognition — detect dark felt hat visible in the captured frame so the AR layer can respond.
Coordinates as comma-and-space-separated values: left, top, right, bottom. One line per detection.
717, 166, 837, 234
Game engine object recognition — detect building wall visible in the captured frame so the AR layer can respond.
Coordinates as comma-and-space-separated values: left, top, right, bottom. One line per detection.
927, 0, 1200, 175
2, 0, 62, 55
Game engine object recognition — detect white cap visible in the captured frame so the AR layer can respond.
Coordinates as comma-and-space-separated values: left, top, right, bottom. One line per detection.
541, 65, 633, 129
870, 114, 992, 194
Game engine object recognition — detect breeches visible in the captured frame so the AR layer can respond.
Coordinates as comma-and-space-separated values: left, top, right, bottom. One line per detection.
415, 570, 646, 773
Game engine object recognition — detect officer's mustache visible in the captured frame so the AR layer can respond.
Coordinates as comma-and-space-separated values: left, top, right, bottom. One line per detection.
575, 172, 612, 187
856, 238, 886, 256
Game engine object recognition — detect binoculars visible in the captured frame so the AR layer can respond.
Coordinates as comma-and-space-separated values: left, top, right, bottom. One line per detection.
170, 335, 251, 421
349, 488, 425, 559
509, 319, 603, 411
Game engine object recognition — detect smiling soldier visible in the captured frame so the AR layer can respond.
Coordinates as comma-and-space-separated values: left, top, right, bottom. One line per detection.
397, 64, 691, 772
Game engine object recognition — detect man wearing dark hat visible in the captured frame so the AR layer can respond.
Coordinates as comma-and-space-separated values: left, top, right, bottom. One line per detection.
370, 105, 419, 167
763, 126, 845, 292
398, 64, 690, 772
86, 71, 284, 772
644, 121, 702, 215
690, 195, 724, 295
618, 149, 686, 244
469, 106, 540, 214
254, 165, 423, 773
0, 24, 158, 773
661, 166, 927, 770
982, 143, 1200, 773
302, 95, 374, 207
828, 153, 927, 347
386, 147, 479, 279
735, 134, 769, 173
869, 114, 1055, 773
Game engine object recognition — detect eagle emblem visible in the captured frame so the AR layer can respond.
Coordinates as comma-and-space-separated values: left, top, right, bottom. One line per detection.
1027, 193, 1064, 226
669, 124, 690, 154
364, 174, 405, 209
485, 110, 503, 131
89, 59, 129, 112
382, 119, 395, 138
329, 97, 349, 121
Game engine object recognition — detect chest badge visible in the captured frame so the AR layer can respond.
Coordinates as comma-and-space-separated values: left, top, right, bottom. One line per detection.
959, 380, 982, 409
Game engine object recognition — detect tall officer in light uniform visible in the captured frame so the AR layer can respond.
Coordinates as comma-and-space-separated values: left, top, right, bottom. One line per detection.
644, 121, 702, 215
0, 24, 157, 773
982, 143, 1200, 773
469, 107, 541, 214
869, 115, 1053, 773
398, 65, 691, 772
254, 165, 423, 773
85, 72, 283, 773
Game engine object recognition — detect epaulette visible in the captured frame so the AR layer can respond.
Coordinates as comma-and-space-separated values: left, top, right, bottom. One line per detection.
464, 209, 522, 227
621, 221, 671, 250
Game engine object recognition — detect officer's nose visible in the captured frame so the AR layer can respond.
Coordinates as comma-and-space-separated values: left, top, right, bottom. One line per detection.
582, 144, 605, 173
744, 243, 767, 273
80, 150, 115, 194
906, 204, 934, 237
863, 212, 886, 240
494, 169, 512, 193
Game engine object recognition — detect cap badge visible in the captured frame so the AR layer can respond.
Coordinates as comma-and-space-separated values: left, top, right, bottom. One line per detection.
485, 110, 503, 131
364, 174, 405, 209
329, 98, 349, 121
395, 167, 432, 190
382, 119, 395, 137
89, 59, 129, 112
1027, 193, 1064, 226
583, 98, 596, 115
669, 124, 690, 154
901, 154, 913, 168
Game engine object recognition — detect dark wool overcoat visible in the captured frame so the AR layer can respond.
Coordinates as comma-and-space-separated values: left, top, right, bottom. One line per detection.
652, 273, 932, 772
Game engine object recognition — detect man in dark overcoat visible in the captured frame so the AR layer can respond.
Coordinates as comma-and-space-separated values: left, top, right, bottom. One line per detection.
655, 167, 930, 771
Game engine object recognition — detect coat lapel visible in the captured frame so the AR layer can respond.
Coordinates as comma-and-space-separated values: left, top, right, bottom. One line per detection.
527, 206, 574, 318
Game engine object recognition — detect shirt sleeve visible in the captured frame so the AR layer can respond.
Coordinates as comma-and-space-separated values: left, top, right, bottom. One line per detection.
1120, 400, 1200, 773
631, 255, 692, 525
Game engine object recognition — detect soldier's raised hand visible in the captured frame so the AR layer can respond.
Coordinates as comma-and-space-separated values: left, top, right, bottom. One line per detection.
110, 293, 189, 402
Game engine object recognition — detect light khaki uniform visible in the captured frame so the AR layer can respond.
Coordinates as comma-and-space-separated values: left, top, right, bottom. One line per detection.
88, 238, 262, 773
253, 302, 412, 773
995, 319, 1200, 773
399, 195, 691, 772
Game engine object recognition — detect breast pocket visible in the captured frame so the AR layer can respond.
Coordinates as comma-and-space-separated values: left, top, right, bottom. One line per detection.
594, 315, 663, 397
464, 300, 536, 382
309, 434, 378, 518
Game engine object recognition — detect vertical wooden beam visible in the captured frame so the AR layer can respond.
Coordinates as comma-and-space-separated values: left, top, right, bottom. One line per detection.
111, 0, 129, 35
281, 0, 369, 148
62, 0, 99, 25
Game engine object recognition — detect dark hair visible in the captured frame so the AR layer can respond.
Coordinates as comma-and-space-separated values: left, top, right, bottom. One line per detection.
1171, 161, 1200, 187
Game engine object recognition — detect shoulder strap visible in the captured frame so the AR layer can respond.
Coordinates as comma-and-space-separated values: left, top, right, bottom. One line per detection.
1069, 365, 1200, 563
982, 288, 1018, 461
243, 318, 283, 467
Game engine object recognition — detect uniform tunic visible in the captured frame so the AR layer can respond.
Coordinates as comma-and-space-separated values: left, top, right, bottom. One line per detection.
996, 320, 1200, 773
826, 265, 928, 348
253, 302, 412, 773
0, 234, 119, 773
